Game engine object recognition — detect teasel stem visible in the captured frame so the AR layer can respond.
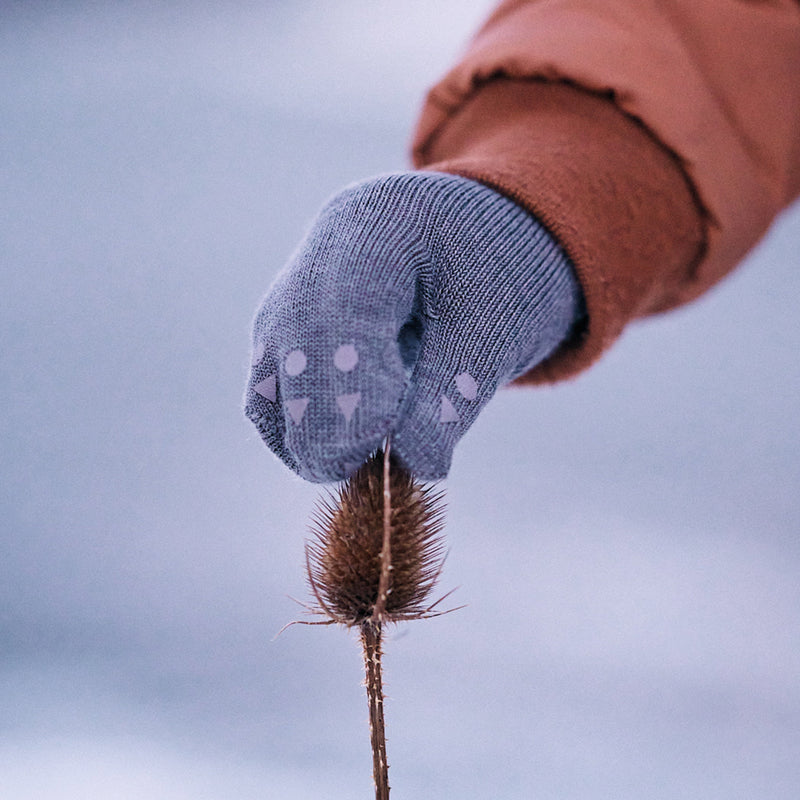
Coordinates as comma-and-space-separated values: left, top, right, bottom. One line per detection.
375, 435, 393, 620
362, 437, 392, 799
361, 618, 389, 800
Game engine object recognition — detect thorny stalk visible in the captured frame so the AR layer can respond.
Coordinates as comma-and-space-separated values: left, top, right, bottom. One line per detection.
361, 618, 389, 800
362, 438, 392, 799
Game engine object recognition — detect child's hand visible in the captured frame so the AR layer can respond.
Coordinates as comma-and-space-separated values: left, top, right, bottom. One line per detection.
245, 172, 582, 482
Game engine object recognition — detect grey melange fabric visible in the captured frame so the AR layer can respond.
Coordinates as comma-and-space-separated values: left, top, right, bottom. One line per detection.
245, 172, 583, 482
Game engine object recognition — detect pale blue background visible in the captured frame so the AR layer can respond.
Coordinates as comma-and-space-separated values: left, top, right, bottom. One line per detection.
2, 2, 799, 798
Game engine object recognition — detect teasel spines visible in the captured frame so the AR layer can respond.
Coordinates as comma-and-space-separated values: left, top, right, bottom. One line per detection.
305, 446, 447, 627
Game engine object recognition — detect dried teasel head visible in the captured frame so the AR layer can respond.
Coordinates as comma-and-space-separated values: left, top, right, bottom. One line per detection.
304, 443, 450, 627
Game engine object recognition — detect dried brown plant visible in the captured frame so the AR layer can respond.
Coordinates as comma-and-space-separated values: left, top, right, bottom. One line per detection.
305, 442, 448, 627
295, 438, 456, 800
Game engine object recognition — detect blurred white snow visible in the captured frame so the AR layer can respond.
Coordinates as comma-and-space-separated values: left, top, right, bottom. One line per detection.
1, 2, 798, 798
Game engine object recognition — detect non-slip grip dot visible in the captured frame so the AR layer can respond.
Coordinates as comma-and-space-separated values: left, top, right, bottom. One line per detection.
284, 350, 307, 376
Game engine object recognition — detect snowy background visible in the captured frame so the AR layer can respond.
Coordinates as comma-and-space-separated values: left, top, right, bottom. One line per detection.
2, 2, 799, 798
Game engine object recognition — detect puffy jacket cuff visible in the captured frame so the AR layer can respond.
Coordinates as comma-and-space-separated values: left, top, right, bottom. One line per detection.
412, 79, 705, 384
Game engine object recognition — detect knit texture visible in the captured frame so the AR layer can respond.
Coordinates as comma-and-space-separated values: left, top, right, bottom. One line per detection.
245, 171, 583, 482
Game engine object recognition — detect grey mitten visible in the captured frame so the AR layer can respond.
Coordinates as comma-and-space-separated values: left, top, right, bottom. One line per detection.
245, 171, 582, 482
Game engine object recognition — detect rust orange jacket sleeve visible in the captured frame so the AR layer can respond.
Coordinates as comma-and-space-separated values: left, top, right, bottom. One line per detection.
411, 0, 800, 383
